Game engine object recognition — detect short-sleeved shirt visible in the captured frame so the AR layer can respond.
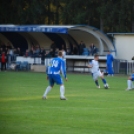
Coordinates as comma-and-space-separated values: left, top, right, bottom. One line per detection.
90, 60, 100, 73
46, 57, 66, 78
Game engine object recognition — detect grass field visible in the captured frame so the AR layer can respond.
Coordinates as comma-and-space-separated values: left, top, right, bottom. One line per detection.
0, 71, 134, 134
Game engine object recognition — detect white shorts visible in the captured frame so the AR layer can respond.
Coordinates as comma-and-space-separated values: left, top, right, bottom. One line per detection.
92, 71, 103, 80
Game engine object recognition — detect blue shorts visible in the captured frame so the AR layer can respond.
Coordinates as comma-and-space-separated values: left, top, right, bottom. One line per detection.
48, 74, 63, 86
131, 77, 134, 81
131, 74, 134, 81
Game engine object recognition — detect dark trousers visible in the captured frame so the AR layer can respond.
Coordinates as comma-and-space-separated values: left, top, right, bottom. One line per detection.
1, 62, 6, 71
41, 56, 45, 64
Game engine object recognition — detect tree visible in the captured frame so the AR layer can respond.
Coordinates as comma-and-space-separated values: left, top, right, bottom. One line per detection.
0, 0, 133, 32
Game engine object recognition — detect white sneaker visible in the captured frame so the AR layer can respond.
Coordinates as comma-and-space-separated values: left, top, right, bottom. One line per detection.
126, 88, 131, 91
97, 86, 100, 89
60, 97, 67, 100
42, 96, 47, 100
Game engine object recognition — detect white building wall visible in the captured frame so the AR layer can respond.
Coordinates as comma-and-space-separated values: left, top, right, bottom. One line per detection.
114, 35, 134, 60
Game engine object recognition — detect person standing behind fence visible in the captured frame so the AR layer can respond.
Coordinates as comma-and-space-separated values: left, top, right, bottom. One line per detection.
40, 47, 46, 64
90, 43, 98, 56
72, 44, 78, 55
8, 48, 14, 61
0, 52, 7, 71
78, 41, 84, 55
107, 50, 114, 76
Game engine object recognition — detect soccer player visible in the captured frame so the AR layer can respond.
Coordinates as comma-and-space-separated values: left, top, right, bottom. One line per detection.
87, 54, 109, 89
42, 51, 67, 100
126, 72, 134, 90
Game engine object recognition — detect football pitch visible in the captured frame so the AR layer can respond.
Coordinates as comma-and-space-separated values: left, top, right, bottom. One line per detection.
0, 72, 134, 134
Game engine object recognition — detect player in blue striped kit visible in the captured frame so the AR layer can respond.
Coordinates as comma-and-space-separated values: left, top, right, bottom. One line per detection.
126, 72, 134, 90
42, 51, 67, 100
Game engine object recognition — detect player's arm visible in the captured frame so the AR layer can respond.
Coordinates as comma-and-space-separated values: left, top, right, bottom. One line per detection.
61, 60, 67, 81
87, 61, 93, 68
87, 64, 93, 68
111, 55, 114, 61
46, 66, 49, 80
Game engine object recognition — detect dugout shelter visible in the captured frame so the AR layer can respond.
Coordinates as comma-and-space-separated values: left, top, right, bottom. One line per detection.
0, 25, 115, 56
0, 25, 115, 72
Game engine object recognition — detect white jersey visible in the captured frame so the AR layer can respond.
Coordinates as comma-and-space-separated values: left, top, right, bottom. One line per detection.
90, 60, 100, 73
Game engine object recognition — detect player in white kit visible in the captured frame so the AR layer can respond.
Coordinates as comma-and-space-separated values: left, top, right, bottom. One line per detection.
126, 71, 134, 90
87, 54, 109, 89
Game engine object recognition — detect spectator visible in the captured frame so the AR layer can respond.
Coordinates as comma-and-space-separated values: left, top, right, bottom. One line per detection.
0, 52, 7, 71
54, 48, 59, 57
66, 48, 71, 55
14, 48, 17, 54
4, 47, 8, 55
13, 48, 17, 61
61, 44, 66, 52
29, 47, 34, 57
82, 46, 89, 56
62, 48, 66, 60
8, 48, 14, 61
40, 47, 46, 64
16, 47, 22, 56
45, 49, 52, 58
33, 45, 40, 57
24, 49, 30, 57
50, 41, 56, 55
72, 44, 78, 55
90, 43, 98, 55
78, 41, 84, 55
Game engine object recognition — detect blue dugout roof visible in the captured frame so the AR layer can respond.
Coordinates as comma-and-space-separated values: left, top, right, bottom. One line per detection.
0, 25, 74, 33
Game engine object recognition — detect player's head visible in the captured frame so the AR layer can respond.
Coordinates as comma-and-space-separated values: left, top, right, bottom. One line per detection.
94, 54, 99, 60
108, 50, 111, 54
58, 51, 63, 57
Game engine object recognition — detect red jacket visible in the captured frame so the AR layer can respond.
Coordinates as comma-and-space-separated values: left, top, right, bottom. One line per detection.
1, 53, 6, 63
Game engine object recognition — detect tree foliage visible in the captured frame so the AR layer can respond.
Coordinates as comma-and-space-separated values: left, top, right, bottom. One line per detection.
0, 0, 133, 32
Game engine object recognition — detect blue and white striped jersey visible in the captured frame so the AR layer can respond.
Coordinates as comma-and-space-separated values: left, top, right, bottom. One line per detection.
46, 57, 66, 78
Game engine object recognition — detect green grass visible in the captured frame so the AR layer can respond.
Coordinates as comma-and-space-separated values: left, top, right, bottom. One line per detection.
0, 71, 134, 134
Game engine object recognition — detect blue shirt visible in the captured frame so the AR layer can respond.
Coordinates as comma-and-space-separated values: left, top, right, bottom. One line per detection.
107, 54, 114, 64
46, 57, 66, 78
131, 73, 134, 78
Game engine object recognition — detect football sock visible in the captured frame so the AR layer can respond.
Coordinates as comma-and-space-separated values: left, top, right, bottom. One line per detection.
95, 80, 99, 86
60, 85, 65, 98
132, 81, 134, 88
43, 86, 52, 97
102, 78, 107, 84
127, 80, 132, 89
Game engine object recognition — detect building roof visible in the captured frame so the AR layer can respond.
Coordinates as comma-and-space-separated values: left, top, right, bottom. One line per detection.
107, 33, 134, 35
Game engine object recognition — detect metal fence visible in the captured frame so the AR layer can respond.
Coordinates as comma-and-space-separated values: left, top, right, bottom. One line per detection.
113, 59, 134, 75
127, 60, 134, 75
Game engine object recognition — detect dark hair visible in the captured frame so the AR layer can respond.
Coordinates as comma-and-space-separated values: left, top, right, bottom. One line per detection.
94, 54, 99, 58
58, 51, 63, 57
